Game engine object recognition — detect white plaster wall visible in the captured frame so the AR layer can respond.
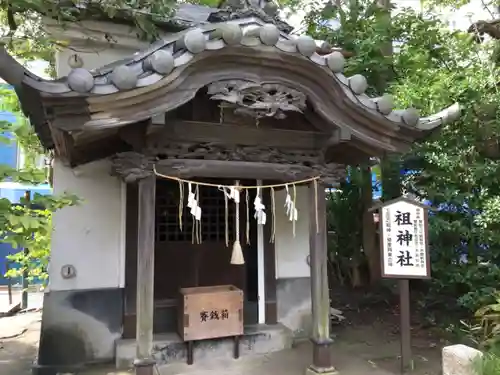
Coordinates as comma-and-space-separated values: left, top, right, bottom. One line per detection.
50, 18, 150, 76
56, 47, 136, 77
49, 159, 126, 291
274, 186, 312, 337
47, 26, 133, 292
274, 186, 310, 279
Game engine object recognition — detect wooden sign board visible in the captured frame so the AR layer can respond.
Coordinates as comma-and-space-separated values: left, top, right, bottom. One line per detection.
179, 285, 244, 342
378, 197, 431, 279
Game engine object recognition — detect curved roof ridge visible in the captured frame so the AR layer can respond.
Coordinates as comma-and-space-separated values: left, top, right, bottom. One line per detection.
0, 19, 461, 153
2, 21, 459, 133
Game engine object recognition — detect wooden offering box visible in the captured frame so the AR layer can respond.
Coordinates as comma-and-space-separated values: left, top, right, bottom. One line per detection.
179, 285, 244, 342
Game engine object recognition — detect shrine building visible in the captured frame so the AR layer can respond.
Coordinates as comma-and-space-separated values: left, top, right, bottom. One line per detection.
0, 1, 460, 375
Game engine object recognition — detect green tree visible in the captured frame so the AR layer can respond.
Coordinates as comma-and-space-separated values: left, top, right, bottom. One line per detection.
305, 0, 500, 316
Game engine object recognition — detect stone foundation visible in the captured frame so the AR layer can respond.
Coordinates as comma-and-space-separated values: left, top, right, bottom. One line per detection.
305, 366, 338, 375
276, 277, 311, 338
33, 288, 123, 375
116, 324, 292, 368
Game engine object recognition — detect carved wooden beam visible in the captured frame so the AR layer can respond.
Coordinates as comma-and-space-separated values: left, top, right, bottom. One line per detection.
148, 120, 325, 150
147, 141, 345, 184
156, 159, 344, 185
111, 152, 157, 183
207, 80, 307, 121
146, 142, 321, 165
110, 149, 345, 185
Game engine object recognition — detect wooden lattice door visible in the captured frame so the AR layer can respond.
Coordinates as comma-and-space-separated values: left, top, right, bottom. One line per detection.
154, 179, 247, 302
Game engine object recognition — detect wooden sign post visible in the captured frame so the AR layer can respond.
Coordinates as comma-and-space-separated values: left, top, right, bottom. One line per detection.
377, 197, 430, 374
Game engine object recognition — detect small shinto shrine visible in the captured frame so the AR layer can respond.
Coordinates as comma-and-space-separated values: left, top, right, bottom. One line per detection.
0, 1, 459, 375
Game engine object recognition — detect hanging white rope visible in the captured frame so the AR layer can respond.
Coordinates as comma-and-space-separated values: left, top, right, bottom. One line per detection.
254, 186, 267, 225
153, 166, 320, 189
230, 181, 244, 265
158, 167, 320, 261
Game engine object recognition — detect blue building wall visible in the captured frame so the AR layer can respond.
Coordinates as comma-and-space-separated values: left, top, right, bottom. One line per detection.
372, 171, 381, 199
0, 111, 18, 169
0, 109, 20, 285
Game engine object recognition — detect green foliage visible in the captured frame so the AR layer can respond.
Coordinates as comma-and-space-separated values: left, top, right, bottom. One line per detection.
461, 292, 500, 371
406, 29, 500, 314
304, 0, 500, 318
305, 0, 393, 95
327, 167, 367, 286
0, 88, 47, 183
474, 352, 500, 375
471, 292, 500, 351
462, 293, 500, 374
1, 193, 79, 283
422, 0, 499, 10
427, 263, 500, 313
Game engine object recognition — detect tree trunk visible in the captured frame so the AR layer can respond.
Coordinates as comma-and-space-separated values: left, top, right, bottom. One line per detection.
351, 260, 362, 288
361, 166, 380, 284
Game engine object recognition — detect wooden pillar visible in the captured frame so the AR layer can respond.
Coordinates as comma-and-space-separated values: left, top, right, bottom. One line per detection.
134, 174, 156, 375
263, 189, 277, 324
307, 183, 337, 375
110, 152, 158, 373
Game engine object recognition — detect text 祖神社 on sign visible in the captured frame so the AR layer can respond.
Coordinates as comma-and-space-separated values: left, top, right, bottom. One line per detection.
380, 199, 429, 278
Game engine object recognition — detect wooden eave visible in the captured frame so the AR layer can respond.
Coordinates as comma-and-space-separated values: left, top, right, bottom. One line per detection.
0, 17, 460, 162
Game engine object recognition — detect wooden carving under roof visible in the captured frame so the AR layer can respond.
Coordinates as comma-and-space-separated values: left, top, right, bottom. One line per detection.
0, 1, 461, 178
207, 80, 307, 120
